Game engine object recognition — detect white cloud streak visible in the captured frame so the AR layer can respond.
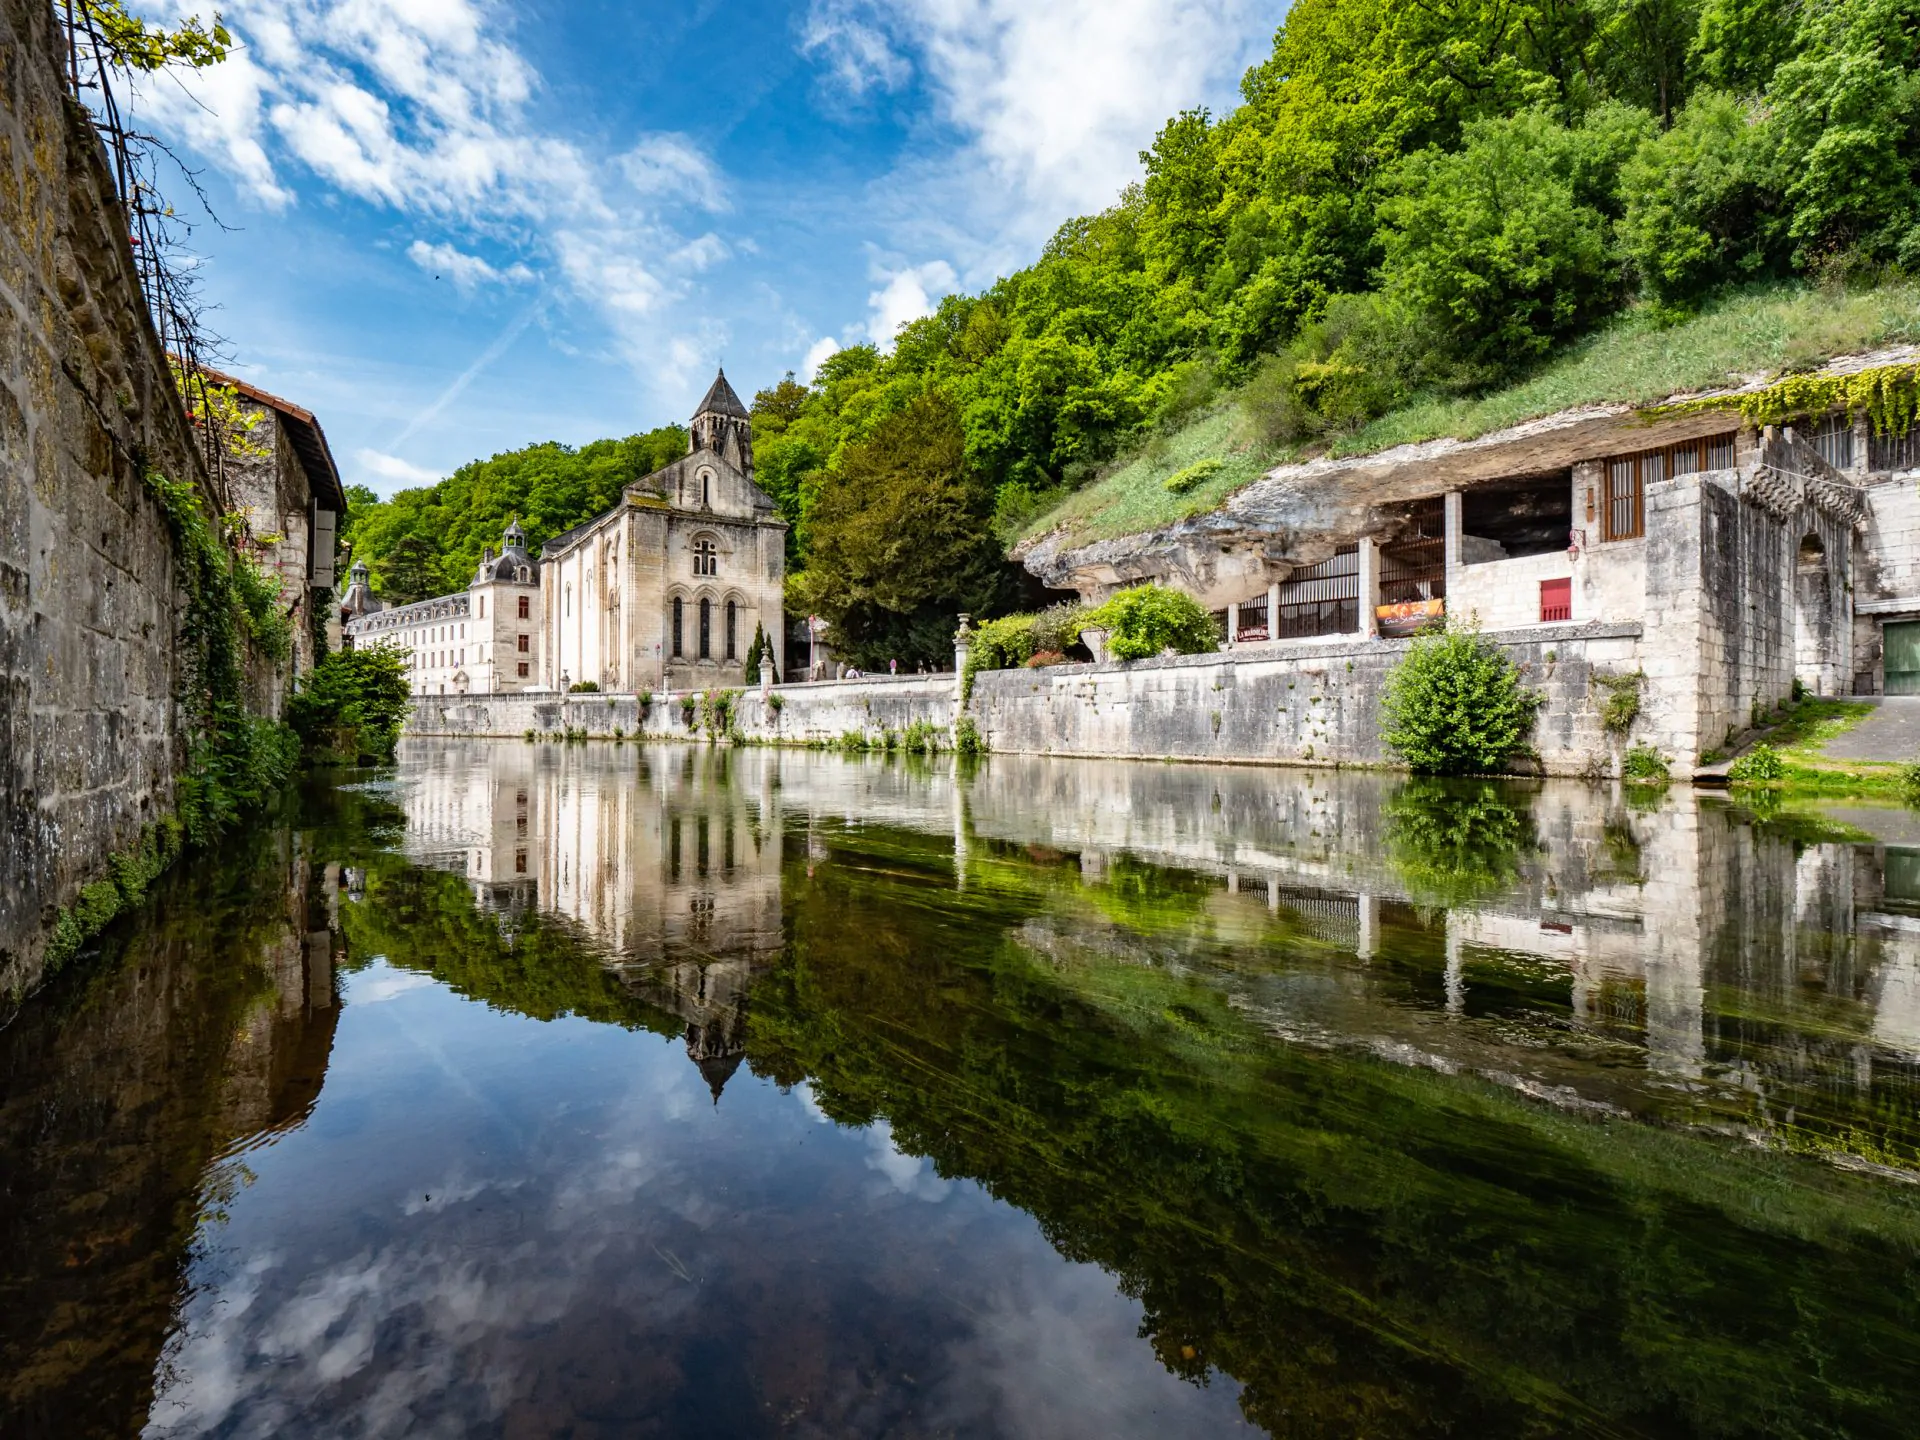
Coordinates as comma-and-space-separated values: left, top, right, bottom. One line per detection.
137, 0, 733, 386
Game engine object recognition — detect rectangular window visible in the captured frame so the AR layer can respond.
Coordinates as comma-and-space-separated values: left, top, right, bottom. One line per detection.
672, 597, 684, 657
726, 600, 737, 659
1540, 578, 1572, 622
699, 598, 712, 660
478, 596, 485, 618
518, 595, 530, 619
517, 661, 529, 678
1602, 433, 1736, 541
514, 849, 527, 874
517, 634, 530, 653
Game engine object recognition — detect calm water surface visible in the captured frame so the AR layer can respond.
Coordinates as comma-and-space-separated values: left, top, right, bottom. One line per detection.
6, 742, 1920, 1438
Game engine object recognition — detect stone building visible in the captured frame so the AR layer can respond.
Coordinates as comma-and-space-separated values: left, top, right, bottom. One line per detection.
1017, 350, 1920, 767
340, 518, 543, 695
197, 366, 349, 692
540, 370, 786, 692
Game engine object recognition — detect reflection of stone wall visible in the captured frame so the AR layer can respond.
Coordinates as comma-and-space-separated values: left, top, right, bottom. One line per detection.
0, 850, 340, 1433
0, 0, 235, 997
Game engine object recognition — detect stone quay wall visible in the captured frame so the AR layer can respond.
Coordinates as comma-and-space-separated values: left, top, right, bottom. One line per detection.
408, 621, 1656, 777
0, 0, 227, 997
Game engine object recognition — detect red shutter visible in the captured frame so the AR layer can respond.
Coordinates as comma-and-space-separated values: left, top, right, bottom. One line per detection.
1540, 578, 1572, 622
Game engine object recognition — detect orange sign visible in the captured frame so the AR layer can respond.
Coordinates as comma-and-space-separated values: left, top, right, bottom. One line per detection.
1375, 600, 1445, 638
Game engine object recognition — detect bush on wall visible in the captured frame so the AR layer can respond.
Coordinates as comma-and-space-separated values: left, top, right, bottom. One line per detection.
1382, 629, 1539, 775
286, 646, 414, 765
1081, 585, 1218, 662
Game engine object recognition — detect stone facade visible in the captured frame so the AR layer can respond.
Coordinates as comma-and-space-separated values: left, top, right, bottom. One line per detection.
199, 366, 348, 703
540, 371, 786, 693
341, 518, 543, 695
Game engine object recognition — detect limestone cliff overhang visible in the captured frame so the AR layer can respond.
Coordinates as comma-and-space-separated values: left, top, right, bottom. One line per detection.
1017, 344, 1918, 596
194, 362, 349, 516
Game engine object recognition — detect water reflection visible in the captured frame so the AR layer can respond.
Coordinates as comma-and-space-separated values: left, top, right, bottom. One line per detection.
4, 746, 1920, 1436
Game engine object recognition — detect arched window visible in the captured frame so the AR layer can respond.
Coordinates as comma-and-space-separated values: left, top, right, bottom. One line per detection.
726, 600, 737, 660
702, 473, 711, 507
672, 596, 683, 657
692, 538, 717, 577
699, 597, 712, 659
565, 584, 572, 618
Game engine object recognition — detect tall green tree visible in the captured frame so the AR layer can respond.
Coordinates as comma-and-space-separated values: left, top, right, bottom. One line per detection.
794, 391, 1014, 668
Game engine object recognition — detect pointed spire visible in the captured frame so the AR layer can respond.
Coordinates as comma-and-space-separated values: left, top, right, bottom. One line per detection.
694, 367, 749, 420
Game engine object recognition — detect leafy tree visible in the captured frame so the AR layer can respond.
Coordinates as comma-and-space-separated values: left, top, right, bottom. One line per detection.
1381, 629, 1540, 773
1376, 109, 1626, 388
1619, 89, 1786, 308
1081, 584, 1219, 661
795, 391, 1012, 668
286, 646, 414, 764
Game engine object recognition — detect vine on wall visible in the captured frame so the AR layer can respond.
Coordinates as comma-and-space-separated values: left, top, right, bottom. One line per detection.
142, 467, 297, 845
1653, 361, 1920, 436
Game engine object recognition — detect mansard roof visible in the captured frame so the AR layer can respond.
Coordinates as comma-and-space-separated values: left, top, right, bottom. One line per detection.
695, 368, 750, 420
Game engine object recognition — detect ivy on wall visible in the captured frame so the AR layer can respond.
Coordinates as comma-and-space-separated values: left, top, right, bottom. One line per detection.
1653, 361, 1920, 437
141, 467, 297, 845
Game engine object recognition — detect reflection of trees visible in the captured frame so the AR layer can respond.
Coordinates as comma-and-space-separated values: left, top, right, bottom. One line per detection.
748, 821, 1920, 1439
1384, 778, 1536, 909
0, 800, 353, 1436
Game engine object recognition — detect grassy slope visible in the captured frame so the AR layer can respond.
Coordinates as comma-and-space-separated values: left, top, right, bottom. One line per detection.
1024, 280, 1920, 549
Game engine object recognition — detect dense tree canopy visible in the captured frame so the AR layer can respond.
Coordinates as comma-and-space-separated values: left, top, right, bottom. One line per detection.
346, 0, 1920, 645
341, 427, 686, 603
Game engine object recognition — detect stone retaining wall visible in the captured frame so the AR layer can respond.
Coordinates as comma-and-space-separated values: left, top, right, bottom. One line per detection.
408, 621, 1656, 777
0, 0, 222, 996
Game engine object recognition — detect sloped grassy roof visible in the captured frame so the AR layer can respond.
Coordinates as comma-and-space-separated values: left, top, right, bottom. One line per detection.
1021, 280, 1920, 551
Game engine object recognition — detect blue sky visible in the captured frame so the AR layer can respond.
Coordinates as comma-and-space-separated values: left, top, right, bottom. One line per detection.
132, 0, 1281, 496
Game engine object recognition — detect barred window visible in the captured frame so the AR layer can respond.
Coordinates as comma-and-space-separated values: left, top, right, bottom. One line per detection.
1601, 433, 1737, 541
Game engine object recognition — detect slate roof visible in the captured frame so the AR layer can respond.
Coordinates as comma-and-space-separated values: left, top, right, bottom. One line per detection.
195, 363, 349, 514
695, 368, 750, 420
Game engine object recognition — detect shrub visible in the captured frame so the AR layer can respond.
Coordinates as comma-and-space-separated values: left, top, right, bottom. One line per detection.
1622, 744, 1670, 782
680, 694, 698, 726
768, 692, 785, 713
902, 718, 943, 754
1902, 756, 1920, 804
954, 715, 986, 756
1381, 629, 1539, 774
1163, 457, 1225, 494
569, 680, 600, 693
1031, 601, 1092, 655
1081, 584, 1218, 662
286, 646, 413, 765
1593, 670, 1644, 733
1026, 649, 1068, 667
1728, 743, 1785, 783
1384, 779, 1535, 907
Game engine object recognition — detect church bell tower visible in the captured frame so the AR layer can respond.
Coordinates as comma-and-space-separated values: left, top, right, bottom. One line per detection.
690, 368, 753, 477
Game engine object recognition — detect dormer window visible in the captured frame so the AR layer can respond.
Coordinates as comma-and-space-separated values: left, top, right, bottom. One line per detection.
692, 538, 717, 577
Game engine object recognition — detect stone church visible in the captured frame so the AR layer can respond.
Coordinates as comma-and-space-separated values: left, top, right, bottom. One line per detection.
540, 370, 786, 692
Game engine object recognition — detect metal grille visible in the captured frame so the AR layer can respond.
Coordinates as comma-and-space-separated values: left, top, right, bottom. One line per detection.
1235, 593, 1269, 642
1274, 884, 1361, 948
1209, 608, 1229, 645
1380, 499, 1446, 604
1870, 418, 1920, 473
1276, 545, 1359, 638
1602, 432, 1737, 540
1806, 414, 1855, 471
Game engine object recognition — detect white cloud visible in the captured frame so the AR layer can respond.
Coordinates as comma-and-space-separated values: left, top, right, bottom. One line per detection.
354, 449, 443, 489
135, 0, 734, 386
801, 335, 840, 381
802, 0, 1272, 265
862, 258, 955, 349
621, 133, 730, 212
407, 239, 534, 290
800, 0, 912, 97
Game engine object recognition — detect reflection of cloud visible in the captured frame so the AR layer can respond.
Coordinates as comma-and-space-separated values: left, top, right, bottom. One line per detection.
347, 970, 436, 1004
865, 1118, 950, 1201
930, 1260, 1249, 1438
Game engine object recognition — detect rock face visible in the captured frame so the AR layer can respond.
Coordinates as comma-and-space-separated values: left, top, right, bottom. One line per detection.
0, 0, 228, 998
1016, 349, 1920, 601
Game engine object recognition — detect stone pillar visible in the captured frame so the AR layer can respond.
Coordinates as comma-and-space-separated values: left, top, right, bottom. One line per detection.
759, 653, 775, 696
1357, 538, 1380, 636
1226, 600, 1239, 649
953, 614, 973, 706
1357, 893, 1379, 958
1268, 581, 1282, 640
1443, 491, 1464, 619
1445, 915, 1466, 1014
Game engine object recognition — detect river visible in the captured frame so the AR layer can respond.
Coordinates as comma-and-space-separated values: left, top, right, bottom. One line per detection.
4, 741, 1920, 1438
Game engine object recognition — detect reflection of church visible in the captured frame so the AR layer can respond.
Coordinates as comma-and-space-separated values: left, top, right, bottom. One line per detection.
399, 742, 784, 1100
